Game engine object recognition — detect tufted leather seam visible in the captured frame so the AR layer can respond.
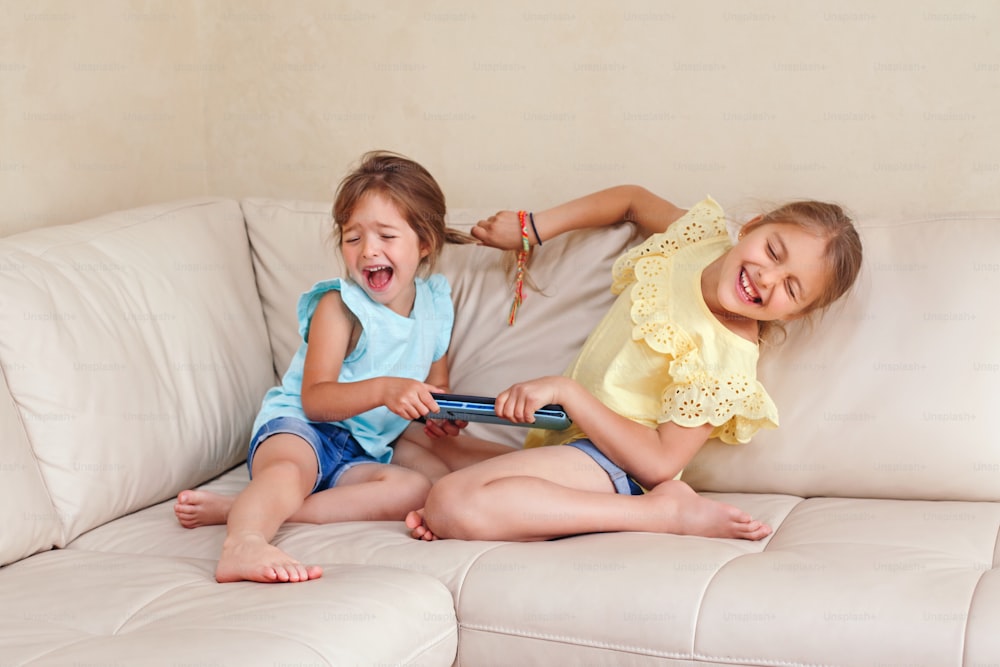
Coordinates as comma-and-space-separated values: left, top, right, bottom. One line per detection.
459, 623, 837, 666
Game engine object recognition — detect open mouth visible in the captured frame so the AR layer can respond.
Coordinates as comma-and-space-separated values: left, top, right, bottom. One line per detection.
364, 265, 394, 291
739, 268, 762, 304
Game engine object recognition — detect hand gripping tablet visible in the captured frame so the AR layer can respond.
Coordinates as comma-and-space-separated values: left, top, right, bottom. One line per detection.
426, 393, 572, 430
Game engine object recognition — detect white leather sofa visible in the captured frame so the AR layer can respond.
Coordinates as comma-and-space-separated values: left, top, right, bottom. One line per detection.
1, 195, 998, 666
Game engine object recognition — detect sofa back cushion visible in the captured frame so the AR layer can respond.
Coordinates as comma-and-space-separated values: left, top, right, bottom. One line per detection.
0, 370, 59, 565
0, 198, 274, 564
244, 198, 1000, 501
683, 213, 1000, 500
241, 199, 343, 384
241, 198, 640, 447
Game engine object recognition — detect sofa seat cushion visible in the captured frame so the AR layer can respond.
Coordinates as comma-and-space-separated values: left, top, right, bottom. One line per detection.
0, 549, 457, 666
68, 469, 511, 597
70, 475, 1000, 666
454, 497, 1000, 666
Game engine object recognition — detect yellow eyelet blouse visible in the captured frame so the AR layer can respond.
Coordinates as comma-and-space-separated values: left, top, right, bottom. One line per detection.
525, 196, 779, 450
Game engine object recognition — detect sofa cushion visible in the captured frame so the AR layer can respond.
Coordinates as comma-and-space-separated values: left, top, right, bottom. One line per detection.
684, 212, 1000, 501
71, 472, 1000, 666
240, 198, 343, 384
244, 198, 1000, 498
0, 549, 457, 665
68, 467, 511, 597
241, 197, 640, 447
452, 497, 1000, 665
0, 367, 60, 565
0, 198, 274, 558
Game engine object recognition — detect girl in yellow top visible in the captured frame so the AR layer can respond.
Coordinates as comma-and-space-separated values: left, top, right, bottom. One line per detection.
407, 185, 862, 542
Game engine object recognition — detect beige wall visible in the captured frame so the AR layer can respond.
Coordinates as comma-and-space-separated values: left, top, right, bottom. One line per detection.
1, 0, 208, 236
2, 0, 999, 236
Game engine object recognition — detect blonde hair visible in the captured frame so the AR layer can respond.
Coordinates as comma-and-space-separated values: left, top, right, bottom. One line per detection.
332, 151, 474, 273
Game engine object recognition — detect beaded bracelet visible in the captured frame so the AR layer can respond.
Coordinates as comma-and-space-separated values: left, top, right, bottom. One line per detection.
508, 210, 530, 326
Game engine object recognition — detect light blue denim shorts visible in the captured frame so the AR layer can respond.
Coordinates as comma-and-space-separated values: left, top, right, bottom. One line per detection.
565, 439, 644, 495
248, 416, 374, 493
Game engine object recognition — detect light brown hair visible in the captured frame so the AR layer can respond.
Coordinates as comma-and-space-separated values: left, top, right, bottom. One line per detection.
742, 200, 863, 343
332, 150, 474, 273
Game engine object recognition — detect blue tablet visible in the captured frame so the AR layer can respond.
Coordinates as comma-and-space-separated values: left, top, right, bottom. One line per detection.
426, 393, 572, 430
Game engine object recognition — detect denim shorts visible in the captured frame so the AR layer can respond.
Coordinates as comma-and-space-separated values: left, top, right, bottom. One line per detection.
565, 439, 644, 496
248, 416, 375, 493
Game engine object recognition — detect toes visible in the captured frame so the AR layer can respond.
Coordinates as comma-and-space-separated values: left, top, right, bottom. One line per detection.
738, 519, 772, 540
268, 561, 322, 583
404, 509, 424, 529
726, 506, 753, 523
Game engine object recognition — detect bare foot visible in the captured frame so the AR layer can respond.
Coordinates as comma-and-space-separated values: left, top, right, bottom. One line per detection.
405, 508, 438, 541
174, 490, 234, 528
215, 534, 323, 583
644, 480, 772, 540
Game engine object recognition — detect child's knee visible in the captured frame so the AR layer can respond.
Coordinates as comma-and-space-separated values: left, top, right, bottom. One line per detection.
421, 474, 483, 538
406, 468, 433, 499
388, 466, 433, 506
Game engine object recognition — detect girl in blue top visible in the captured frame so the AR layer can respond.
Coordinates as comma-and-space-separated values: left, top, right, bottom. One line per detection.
174, 151, 508, 583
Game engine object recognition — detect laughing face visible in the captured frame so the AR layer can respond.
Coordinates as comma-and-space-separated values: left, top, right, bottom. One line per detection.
340, 192, 429, 317
704, 221, 832, 328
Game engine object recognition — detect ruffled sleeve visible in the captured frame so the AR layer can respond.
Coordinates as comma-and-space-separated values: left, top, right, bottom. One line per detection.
296, 278, 345, 341
424, 273, 454, 361
660, 348, 779, 444
612, 196, 728, 295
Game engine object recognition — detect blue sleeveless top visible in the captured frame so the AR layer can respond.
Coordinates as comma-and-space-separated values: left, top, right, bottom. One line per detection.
252, 275, 454, 462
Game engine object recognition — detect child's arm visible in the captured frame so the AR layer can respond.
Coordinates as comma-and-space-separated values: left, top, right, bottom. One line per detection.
471, 185, 687, 249
495, 376, 711, 489
301, 292, 442, 422
424, 354, 450, 392
421, 353, 467, 437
